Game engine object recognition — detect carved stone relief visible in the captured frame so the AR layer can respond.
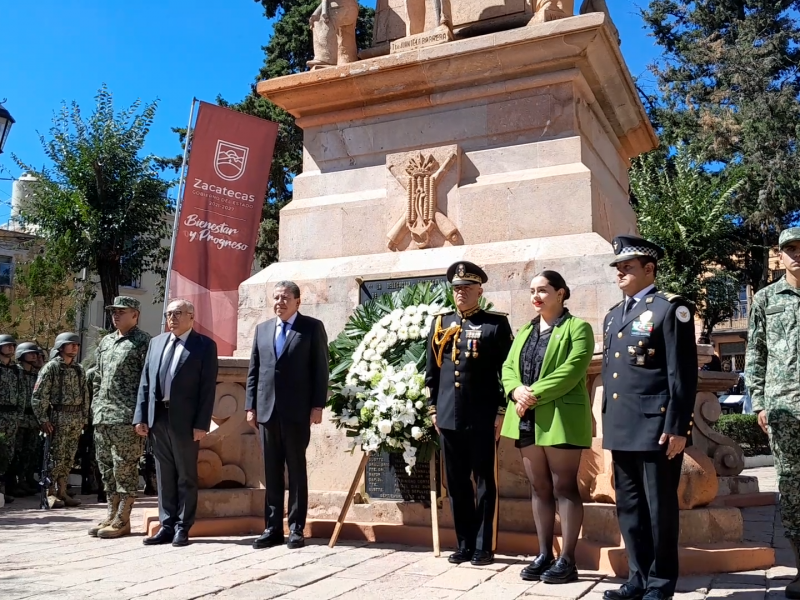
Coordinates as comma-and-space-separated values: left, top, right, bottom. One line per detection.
386, 146, 461, 251
197, 382, 257, 489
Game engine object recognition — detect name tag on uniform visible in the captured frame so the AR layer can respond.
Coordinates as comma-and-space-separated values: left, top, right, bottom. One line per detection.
631, 319, 653, 337
766, 305, 786, 315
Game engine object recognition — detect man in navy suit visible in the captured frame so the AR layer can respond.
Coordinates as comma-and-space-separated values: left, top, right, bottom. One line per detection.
134, 299, 218, 547
246, 281, 329, 550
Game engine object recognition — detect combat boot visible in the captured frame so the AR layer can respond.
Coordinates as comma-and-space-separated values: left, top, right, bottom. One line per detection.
97, 494, 134, 539
56, 477, 81, 507
88, 494, 120, 537
46, 484, 64, 509
787, 538, 800, 599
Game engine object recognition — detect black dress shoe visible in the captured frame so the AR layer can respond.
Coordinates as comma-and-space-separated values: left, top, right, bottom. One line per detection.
287, 530, 305, 549
172, 529, 189, 547
604, 583, 646, 600
253, 529, 285, 549
642, 590, 671, 600
447, 548, 474, 564
520, 554, 555, 581
541, 556, 578, 584
470, 550, 494, 566
143, 528, 175, 546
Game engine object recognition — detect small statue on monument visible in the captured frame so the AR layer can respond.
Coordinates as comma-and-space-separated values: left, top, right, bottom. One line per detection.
404, 0, 449, 37
533, 0, 574, 23
307, 0, 359, 70
580, 0, 620, 45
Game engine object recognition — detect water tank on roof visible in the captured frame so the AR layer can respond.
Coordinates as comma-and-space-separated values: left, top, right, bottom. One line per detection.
10, 173, 37, 219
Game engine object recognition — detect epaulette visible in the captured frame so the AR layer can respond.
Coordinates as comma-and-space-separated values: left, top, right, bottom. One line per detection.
433, 308, 455, 316
484, 310, 509, 316
609, 300, 624, 311
657, 291, 684, 303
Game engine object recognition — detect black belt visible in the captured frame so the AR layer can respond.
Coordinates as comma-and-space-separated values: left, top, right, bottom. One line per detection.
0, 405, 18, 413
52, 404, 83, 414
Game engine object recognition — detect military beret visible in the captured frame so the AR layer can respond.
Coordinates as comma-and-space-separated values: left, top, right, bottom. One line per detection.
610, 235, 664, 267
447, 261, 488, 286
106, 296, 141, 311
779, 227, 800, 250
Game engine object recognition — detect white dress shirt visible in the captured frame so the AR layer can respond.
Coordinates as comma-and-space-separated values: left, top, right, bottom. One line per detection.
274, 312, 299, 345
626, 284, 656, 312
163, 329, 192, 402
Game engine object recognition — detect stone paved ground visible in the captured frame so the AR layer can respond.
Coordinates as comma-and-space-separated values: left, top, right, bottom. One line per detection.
0, 467, 792, 600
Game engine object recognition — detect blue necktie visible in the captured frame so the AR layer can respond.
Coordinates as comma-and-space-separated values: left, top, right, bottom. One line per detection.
276, 321, 288, 357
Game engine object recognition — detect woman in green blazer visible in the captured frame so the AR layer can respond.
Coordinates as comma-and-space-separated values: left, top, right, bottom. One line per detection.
500, 271, 593, 585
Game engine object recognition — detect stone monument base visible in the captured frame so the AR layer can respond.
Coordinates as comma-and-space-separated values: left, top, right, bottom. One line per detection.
142, 490, 774, 576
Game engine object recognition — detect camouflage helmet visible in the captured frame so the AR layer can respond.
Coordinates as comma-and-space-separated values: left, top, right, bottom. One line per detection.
15, 342, 39, 361
53, 332, 81, 351
0, 334, 16, 348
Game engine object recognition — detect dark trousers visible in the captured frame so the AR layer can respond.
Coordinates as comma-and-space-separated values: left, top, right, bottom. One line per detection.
612, 450, 683, 595
150, 404, 199, 533
260, 416, 311, 533
440, 427, 498, 552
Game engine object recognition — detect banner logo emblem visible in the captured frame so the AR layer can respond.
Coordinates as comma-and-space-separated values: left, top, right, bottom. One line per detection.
214, 140, 249, 181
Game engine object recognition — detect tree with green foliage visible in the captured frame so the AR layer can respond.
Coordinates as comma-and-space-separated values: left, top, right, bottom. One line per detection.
15, 85, 173, 312
641, 0, 800, 291
220, 0, 374, 266
6, 247, 93, 348
630, 145, 745, 337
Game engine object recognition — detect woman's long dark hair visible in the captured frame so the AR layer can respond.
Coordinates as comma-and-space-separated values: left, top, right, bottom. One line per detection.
535, 270, 571, 303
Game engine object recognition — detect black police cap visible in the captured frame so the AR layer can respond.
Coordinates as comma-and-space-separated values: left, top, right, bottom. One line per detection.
610, 235, 664, 267
446, 261, 488, 286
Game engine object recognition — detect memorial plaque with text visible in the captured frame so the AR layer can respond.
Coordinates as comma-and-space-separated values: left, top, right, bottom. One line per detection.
359, 275, 447, 304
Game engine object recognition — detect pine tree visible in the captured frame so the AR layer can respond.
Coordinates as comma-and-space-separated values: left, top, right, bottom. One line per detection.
641, 0, 800, 290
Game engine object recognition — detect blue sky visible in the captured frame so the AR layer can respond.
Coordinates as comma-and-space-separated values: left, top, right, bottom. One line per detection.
0, 1, 659, 223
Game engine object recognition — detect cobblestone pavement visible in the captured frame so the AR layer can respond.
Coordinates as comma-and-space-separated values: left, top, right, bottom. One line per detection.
0, 467, 792, 600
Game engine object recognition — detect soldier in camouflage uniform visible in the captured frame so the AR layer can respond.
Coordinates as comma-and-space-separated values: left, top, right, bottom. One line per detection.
745, 227, 800, 600
32, 332, 89, 509
8, 342, 43, 496
89, 297, 151, 539
0, 335, 23, 504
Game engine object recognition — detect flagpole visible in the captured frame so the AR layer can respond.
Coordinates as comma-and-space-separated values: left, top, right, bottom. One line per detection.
161, 97, 199, 332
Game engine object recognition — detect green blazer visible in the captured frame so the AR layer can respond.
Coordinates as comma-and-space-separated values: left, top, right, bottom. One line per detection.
500, 312, 593, 447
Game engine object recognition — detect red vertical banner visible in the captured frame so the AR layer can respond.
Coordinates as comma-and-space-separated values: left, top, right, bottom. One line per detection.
169, 102, 278, 356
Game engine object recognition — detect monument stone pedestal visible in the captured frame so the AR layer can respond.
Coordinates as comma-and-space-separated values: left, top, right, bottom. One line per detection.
141, 13, 775, 575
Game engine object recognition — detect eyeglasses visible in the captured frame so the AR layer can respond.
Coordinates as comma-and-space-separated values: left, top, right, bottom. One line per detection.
164, 310, 191, 319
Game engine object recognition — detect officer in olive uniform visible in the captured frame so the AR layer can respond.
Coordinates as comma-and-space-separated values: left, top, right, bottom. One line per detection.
601, 236, 698, 600
426, 261, 513, 566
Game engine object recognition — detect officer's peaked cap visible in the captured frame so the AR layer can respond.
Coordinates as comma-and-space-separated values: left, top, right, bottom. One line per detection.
609, 235, 664, 267
447, 261, 488, 286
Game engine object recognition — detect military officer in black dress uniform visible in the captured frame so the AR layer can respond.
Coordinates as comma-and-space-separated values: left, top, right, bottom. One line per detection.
601, 236, 697, 600
426, 261, 513, 566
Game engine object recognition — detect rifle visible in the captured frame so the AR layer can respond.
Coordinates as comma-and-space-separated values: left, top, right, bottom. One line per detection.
39, 432, 53, 510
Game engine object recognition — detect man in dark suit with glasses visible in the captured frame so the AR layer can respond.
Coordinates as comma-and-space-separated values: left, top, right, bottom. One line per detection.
134, 298, 218, 547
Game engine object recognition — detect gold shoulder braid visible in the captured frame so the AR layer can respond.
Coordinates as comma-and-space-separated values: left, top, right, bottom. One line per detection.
431, 315, 461, 368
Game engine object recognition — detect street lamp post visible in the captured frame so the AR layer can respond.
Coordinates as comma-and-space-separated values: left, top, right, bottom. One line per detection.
0, 102, 16, 154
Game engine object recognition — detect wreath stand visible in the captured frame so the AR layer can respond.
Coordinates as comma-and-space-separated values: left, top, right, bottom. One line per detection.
328, 453, 441, 557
